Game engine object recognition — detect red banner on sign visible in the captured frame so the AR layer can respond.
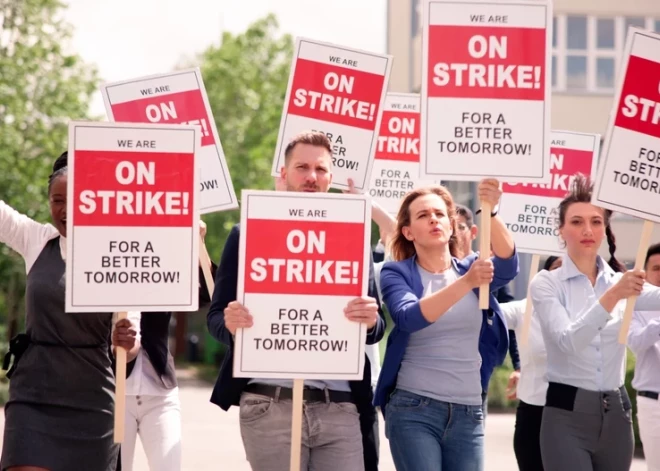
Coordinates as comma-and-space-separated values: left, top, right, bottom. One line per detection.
503, 147, 593, 198
376, 111, 420, 162
73, 150, 195, 227
244, 219, 365, 296
287, 59, 385, 130
614, 55, 660, 139
427, 25, 546, 100
111, 90, 215, 147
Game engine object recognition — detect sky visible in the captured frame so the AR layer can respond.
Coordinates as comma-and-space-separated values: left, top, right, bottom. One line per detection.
64, 0, 387, 115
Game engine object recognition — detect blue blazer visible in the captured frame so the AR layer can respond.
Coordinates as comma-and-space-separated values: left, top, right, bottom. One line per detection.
374, 251, 519, 415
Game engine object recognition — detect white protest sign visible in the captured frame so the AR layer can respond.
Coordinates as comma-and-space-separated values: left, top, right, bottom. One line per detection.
593, 28, 660, 222
101, 68, 238, 214
368, 93, 437, 214
421, 0, 552, 182
66, 121, 200, 313
234, 190, 372, 379
500, 131, 600, 255
271, 38, 393, 191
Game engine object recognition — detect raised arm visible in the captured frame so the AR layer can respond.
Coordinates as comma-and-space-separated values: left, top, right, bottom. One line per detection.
530, 271, 612, 354
371, 200, 396, 247
381, 258, 493, 333
0, 200, 55, 261
206, 225, 240, 346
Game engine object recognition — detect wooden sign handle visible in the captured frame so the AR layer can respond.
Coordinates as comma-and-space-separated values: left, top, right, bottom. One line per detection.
519, 254, 541, 346
619, 220, 654, 344
199, 234, 215, 299
114, 311, 128, 443
478, 201, 492, 309
289, 379, 304, 471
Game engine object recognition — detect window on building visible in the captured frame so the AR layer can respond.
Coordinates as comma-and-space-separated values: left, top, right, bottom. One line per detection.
552, 14, 658, 93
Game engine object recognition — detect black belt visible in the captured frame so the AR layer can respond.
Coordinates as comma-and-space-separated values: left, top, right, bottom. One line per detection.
545, 382, 631, 412
2, 333, 105, 379
638, 391, 659, 400
244, 383, 354, 404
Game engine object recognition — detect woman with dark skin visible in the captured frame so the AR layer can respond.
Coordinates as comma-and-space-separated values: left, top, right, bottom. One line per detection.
0, 152, 139, 471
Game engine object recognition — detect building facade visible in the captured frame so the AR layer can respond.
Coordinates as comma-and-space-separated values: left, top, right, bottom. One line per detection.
386, 0, 660, 296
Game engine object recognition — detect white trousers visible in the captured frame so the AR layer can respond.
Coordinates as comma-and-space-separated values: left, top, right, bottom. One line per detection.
637, 395, 660, 471
121, 393, 182, 471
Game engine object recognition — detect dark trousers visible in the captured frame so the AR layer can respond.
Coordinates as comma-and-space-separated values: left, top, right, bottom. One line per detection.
513, 401, 544, 471
540, 382, 633, 471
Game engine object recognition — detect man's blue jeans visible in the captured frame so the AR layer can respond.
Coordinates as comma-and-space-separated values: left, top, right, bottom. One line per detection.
385, 389, 485, 471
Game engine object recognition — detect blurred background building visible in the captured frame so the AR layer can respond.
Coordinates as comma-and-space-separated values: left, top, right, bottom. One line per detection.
386, 0, 660, 297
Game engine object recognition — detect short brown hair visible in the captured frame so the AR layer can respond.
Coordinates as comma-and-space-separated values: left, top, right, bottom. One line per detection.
389, 185, 459, 261
284, 131, 332, 165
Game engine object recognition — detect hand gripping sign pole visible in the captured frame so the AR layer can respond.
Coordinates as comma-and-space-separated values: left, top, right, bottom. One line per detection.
619, 221, 654, 344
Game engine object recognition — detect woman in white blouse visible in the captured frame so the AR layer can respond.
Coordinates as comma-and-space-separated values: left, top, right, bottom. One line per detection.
501, 256, 561, 471
529, 175, 660, 471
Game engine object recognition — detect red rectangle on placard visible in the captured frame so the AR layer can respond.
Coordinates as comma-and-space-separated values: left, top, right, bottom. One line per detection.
427, 25, 546, 100
502, 148, 593, 197
111, 90, 215, 147
73, 150, 195, 227
376, 111, 420, 162
244, 219, 364, 296
287, 59, 385, 130
614, 55, 660, 139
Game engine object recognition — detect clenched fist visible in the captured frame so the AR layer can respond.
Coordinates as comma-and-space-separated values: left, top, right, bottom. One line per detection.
464, 259, 494, 289
478, 179, 501, 207
613, 269, 645, 300
112, 318, 138, 351
224, 301, 254, 335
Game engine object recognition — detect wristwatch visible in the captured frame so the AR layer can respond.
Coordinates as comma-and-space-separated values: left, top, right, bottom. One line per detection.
475, 207, 499, 217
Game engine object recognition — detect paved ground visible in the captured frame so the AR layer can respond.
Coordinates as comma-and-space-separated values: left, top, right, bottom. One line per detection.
0, 376, 648, 470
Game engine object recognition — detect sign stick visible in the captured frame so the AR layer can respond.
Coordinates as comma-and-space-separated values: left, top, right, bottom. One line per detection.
199, 235, 215, 298
619, 220, 654, 344
114, 311, 128, 443
519, 254, 541, 346
478, 201, 493, 309
289, 379, 304, 471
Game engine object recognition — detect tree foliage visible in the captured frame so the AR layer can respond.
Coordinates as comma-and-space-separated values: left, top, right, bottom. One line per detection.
179, 14, 294, 261
0, 0, 98, 330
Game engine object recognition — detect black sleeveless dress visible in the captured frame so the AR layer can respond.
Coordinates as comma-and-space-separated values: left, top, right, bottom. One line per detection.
1, 237, 119, 470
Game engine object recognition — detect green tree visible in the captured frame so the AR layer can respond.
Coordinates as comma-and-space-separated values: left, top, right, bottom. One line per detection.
179, 14, 294, 261
0, 0, 98, 337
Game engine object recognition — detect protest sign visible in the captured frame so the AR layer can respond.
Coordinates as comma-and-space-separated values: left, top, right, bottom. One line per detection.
368, 93, 437, 214
65, 121, 200, 313
500, 131, 600, 255
101, 69, 237, 214
421, 0, 552, 183
593, 29, 660, 222
590, 28, 660, 344
233, 190, 371, 379
271, 38, 392, 192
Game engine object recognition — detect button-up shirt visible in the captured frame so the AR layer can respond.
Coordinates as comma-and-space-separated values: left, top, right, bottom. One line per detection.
530, 256, 660, 392
629, 310, 660, 393
500, 299, 547, 406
